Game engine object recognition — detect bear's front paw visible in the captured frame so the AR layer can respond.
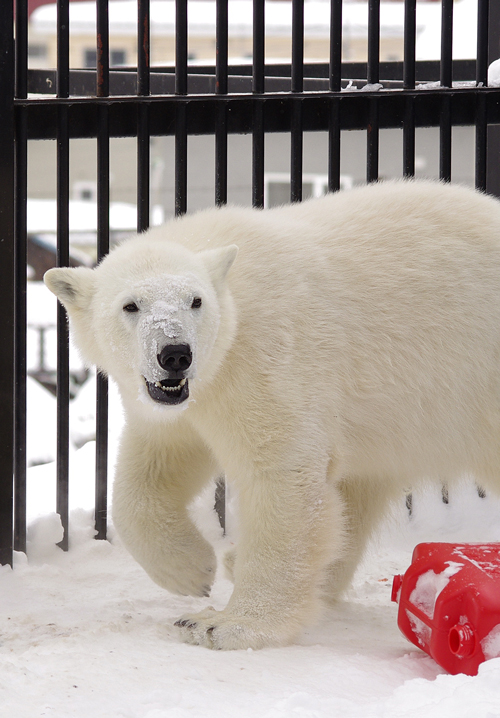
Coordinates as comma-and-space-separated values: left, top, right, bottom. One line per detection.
174, 607, 293, 650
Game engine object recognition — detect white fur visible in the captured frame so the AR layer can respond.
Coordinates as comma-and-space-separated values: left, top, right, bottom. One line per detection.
44, 180, 500, 650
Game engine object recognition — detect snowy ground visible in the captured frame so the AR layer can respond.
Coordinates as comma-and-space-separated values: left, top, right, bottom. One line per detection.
3, 283, 500, 717
3, 454, 500, 717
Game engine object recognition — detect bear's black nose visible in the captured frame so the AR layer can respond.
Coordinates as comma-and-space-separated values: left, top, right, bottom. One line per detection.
157, 344, 192, 375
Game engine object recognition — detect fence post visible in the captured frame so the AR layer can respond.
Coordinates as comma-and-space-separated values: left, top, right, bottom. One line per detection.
487, 0, 500, 197
0, 4, 15, 566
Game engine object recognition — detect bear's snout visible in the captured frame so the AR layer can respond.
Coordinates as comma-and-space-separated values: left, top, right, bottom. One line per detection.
157, 344, 192, 376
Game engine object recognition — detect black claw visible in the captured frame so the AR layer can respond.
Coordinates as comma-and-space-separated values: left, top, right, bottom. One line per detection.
174, 619, 194, 628
202, 586, 211, 597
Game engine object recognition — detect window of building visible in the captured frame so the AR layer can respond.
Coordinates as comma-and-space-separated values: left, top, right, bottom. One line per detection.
84, 49, 97, 68
28, 44, 48, 59
110, 50, 127, 67
84, 49, 127, 68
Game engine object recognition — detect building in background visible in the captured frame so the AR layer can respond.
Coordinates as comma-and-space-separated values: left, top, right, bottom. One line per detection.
28, 0, 446, 69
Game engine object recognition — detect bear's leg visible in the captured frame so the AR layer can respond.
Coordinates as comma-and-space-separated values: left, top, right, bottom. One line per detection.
222, 547, 236, 582
321, 478, 397, 603
175, 463, 347, 649
112, 420, 219, 597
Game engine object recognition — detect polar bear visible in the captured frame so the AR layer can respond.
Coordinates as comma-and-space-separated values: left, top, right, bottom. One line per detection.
44, 180, 500, 650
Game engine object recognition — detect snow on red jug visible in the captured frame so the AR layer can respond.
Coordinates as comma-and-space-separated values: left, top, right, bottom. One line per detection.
391, 542, 500, 675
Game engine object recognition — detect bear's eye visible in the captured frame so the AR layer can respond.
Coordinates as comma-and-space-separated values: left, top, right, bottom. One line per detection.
191, 297, 202, 309
123, 302, 139, 313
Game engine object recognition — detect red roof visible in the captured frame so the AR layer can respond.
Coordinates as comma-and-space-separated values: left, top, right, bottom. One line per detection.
28, 0, 89, 18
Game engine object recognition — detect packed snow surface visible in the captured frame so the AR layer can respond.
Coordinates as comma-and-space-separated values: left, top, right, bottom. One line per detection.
4, 282, 500, 716
4, 440, 500, 715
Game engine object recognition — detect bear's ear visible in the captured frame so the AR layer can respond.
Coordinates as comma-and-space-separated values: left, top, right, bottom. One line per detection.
44, 267, 96, 310
201, 245, 238, 285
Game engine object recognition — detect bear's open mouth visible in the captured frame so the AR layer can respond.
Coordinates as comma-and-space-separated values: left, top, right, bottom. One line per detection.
145, 377, 189, 405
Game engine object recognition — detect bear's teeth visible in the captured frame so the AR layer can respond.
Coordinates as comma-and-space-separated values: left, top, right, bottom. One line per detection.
154, 378, 187, 392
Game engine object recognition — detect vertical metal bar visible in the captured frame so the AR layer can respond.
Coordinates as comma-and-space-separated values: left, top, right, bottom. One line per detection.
366, 0, 380, 183
95, 369, 108, 541
475, 92, 487, 191
403, 97, 416, 178
56, 0, 71, 551
475, 0, 489, 191
56, 112, 70, 552
252, 0, 265, 94
175, 0, 188, 216
329, 0, 342, 93
176, 0, 188, 96
137, 0, 151, 95
15, 0, 28, 99
440, 0, 453, 89
57, 0, 70, 98
439, 95, 452, 182
403, 0, 416, 90
328, 98, 341, 192
328, 0, 342, 192
95, 218, 109, 541
252, 102, 265, 208
487, 0, 500, 198
216, 0, 228, 95
214, 476, 226, 536
137, 0, 151, 232
14, 0, 29, 555
138, 0, 151, 97
403, 0, 416, 178
290, 0, 304, 203
476, 0, 489, 88
137, 104, 150, 231
215, 0, 228, 206
96, 0, 110, 541
215, 107, 228, 207
367, 0, 380, 85
213, 0, 227, 522
291, 0, 304, 93
14, 122, 27, 555
252, 0, 265, 208
97, 0, 110, 98
175, 104, 188, 216
0, 0, 15, 566
290, 102, 303, 202
95, 248, 109, 542
367, 99, 379, 183
439, 0, 453, 182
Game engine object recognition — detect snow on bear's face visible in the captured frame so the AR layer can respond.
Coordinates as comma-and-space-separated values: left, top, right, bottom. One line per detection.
115, 270, 218, 408
44, 239, 238, 417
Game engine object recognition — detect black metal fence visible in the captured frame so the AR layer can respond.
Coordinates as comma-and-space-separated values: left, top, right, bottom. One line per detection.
1, 0, 500, 566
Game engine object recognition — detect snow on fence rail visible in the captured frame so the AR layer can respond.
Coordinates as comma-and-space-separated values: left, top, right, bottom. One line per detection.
1, 0, 500, 565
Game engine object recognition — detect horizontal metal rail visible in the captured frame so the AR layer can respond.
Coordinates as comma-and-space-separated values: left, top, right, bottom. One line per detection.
16, 86, 500, 140
27, 60, 479, 97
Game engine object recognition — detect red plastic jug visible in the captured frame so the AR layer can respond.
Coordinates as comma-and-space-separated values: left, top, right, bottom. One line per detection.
392, 542, 500, 675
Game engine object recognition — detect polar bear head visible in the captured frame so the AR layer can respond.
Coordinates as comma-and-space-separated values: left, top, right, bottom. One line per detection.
44, 238, 238, 417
